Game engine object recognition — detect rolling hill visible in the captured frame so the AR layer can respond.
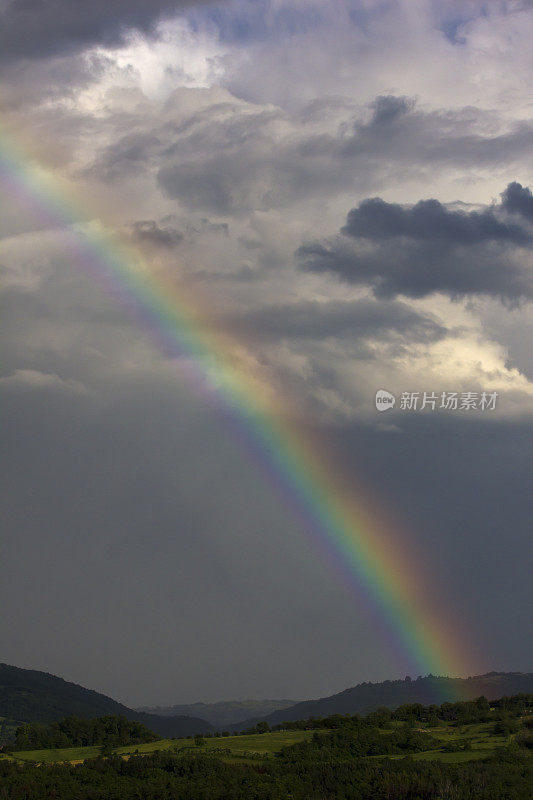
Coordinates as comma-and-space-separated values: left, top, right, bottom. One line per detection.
231, 672, 533, 730
0, 663, 213, 738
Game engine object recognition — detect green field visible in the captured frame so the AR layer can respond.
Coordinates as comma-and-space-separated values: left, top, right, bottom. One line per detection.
8, 730, 317, 764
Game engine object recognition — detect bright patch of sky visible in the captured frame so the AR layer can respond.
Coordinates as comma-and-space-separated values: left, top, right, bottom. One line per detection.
83, 17, 228, 103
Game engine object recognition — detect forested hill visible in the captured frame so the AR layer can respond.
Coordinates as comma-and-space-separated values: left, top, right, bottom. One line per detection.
232, 672, 533, 730
0, 664, 213, 738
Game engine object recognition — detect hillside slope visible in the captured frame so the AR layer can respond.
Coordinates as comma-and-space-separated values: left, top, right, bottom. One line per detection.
232, 672, 533, 730
0, 664, 212, 738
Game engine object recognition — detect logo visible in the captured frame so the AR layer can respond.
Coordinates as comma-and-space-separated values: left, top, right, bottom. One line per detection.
375, 389, 396, 412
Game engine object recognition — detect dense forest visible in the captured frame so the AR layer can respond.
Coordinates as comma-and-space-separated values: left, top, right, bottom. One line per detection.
0, 694, 531, 799
12, 716, 158, 751
0, 746, 531, 800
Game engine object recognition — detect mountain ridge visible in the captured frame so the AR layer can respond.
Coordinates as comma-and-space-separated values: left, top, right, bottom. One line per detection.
136, 699, 298, 728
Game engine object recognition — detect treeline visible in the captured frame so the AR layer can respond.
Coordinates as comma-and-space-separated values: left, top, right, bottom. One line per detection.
0, 744, 531, 799
273, 692, 533, 731
12, 715, 158, 750
280, 725, 443, 761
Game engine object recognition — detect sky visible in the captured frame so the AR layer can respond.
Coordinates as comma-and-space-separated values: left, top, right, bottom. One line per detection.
1, 0, 532, 707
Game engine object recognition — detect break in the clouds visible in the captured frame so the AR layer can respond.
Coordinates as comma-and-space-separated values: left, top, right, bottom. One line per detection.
1, 0, 532, 705
298, 184, 533, 302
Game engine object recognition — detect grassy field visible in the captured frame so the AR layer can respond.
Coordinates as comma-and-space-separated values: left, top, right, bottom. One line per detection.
7, 730, 316, 764
8, 745, 104, 764
5, 721, 520, 766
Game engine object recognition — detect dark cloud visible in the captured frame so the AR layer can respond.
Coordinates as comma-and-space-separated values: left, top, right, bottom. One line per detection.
341, 198, 530, 245
0, 0, 209, 64
295, 99, 533, 208
132, 220, 183, 248
367, 94, 413, 127
0, 50, 107, 108
299, 186, 533, 302
501, 182, 533, 222
231, 299, 447, 343
337, 96, 533, 168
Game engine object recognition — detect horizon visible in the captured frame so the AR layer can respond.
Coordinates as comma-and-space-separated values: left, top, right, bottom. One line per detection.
1, 0, 532, 708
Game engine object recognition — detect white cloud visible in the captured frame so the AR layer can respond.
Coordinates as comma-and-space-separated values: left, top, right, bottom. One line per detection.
78, 17, 228, 110
0, 369, 87, 395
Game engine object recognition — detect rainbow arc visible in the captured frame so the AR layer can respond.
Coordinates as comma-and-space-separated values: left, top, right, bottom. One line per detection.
0, 125, 474, 685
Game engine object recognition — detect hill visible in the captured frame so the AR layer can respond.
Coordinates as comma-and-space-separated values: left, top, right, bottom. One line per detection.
231, 672, 533, 730
136, 699, 297, 728
0, 664, 212, 739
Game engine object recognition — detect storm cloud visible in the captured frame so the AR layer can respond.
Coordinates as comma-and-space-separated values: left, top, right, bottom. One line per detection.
501, 181, 533, 222
335, 94, 533, 169
299, 185, 533, 302
0, 0, 209, 64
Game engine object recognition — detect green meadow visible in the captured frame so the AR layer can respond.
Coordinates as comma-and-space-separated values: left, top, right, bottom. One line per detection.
8, 729, 317, 765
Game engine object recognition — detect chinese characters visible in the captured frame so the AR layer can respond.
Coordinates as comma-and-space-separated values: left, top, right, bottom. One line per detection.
398, 391, 498, 411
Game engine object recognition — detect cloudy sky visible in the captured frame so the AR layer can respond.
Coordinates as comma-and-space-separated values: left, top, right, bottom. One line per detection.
1, 0, 532, 707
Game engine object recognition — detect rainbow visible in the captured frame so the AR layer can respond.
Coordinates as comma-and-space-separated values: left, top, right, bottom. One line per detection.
0, 124, 475, 686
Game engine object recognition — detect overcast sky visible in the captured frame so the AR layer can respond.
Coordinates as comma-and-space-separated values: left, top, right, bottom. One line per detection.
1, 0, 532, 707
